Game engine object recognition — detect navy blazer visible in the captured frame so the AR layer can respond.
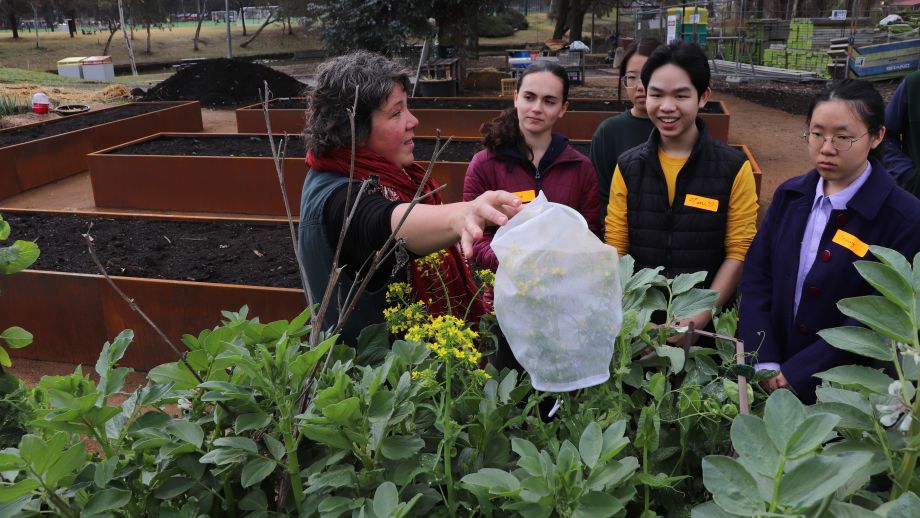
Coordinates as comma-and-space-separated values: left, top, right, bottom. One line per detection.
739, 158, 920, 403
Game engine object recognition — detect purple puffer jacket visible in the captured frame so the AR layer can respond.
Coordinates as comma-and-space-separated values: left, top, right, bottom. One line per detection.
463, 135, 601, 271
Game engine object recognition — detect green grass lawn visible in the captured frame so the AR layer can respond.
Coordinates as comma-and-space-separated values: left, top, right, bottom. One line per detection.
0, 67, 104, 87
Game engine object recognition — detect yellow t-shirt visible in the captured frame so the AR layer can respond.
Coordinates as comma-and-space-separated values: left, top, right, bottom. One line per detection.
604, 149, 758, 262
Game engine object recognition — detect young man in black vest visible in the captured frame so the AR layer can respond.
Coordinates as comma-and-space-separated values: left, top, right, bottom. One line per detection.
604, 41, 758, 343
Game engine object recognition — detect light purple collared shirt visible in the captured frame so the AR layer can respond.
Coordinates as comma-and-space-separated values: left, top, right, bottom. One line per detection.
755, 161, 872, 373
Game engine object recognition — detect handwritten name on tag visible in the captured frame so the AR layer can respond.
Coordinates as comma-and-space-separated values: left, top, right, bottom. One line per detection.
684, 194, 719, 212
832, 229, 869, 257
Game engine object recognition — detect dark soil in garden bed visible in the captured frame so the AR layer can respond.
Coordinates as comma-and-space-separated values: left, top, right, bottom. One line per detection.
108, 135, 308, 158
143, 58, 308, 107
3, 213, 300, 288
712, 78, 901, 116
0, 103, 174, 148
106, 135, 592, 164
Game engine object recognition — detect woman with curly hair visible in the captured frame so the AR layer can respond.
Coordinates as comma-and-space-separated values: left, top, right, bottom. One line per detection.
298, 51, 522, 344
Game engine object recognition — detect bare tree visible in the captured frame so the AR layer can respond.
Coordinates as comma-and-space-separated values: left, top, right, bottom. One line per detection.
192, 0, 207, 50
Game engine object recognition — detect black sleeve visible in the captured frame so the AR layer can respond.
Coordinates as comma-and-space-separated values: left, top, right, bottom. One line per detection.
323, 183, 403, 277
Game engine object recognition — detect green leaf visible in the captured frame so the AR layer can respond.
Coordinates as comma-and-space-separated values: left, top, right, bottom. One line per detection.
838, 295, 915, 344
1, 327, 32, 349
380, 435, 424, 460
586, 457, 639, 491
262, 434, 286, 462
234, 412, 272, 434
883, 490, 920, 518
318, 495, 357, 516
671, 271, 708, 296
214, 436, 258, 453
305, 466, 355, 494
784, 413, 839, 458
45, 443, 86, 486
289, 337, 335, 378
671, 288, 717, 321
764, 389, 805, 452
239, 489, 268, 511
600, 420, 630, 463
811, 402, 874, 431
148, 362, 199, 391
572, 491, 625, 518
322, 397, 361, 426
498, 370, 518, 403
636, 472, 689, 488
815, 365, 893, 395
0, 218, 8, 241
153, 476, 197, 499
0, 347, 10, 368
818, 327, 894, 362
460, 468, 521, 494
730, 415, 779, 476
854, 261, 914, 311
0, 479, 39, 502
0, 240, 39, 274
241, 457, 276, 488
301, 424, 352, 450
701, 456, 765, 515
658, 345, 686, 374
777, 452, 873, 510
83, 488, 131, 515
167, 420, 204, 449
93, 457, 118, 488
646, 372, 667, 401
373, 481, 399, 518
870, 246, 912, 277
578, 422, 603, 470
690, 500, 745, 517
827, 501, 883, 517
635, 406, 660, 453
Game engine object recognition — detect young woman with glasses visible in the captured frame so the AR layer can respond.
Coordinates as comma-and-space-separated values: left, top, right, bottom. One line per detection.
589, 38, 661, 224
740, 79, 920, 403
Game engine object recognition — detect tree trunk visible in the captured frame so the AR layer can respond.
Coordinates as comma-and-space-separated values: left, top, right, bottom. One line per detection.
30, 2, 39, 48
568, 0, 591, 43
102, 22, 117, 55
193, 0, 206, 51
117, 0, 138, 76
240, 8, 247, 36
239, 13, 272, 47
129, 18, 134, 40
69, 9, 76, 37
8, 5, 19, 39
552, 0, 571, 40
286, 16, 292, 35
145, 22, 151, 54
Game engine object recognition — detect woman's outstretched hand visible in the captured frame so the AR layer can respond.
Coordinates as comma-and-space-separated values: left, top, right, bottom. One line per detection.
459, 191, 523, 258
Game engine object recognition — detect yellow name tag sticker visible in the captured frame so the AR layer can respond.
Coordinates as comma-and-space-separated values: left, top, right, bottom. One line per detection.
684, 194, 719, 212
832, 229, 869, 257
512, 190, 536, 203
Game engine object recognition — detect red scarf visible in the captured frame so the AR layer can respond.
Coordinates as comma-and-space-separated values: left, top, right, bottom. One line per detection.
307, 147, 485, 324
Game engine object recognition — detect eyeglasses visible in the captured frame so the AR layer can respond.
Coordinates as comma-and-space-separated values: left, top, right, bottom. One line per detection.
621, 75, 641, 88
803, 131, 870, 151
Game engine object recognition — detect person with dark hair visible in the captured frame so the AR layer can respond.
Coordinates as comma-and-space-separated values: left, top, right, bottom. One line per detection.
883, 70, 920, 196
590, 37, 661, 224
740, 78, 920, 403
605, 40, 758, 342
463, 61, 600, 274
299, 51, 523, 344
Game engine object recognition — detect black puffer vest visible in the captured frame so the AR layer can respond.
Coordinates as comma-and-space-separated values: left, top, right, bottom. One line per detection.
617, 118, 746, 285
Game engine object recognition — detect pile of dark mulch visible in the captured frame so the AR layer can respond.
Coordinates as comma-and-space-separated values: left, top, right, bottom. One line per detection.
4, 213, 300, 288
713, 77, 902, 116
143, 58, 308, 107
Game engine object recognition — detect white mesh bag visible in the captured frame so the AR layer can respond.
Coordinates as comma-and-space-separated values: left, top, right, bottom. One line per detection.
491, 193, 622, 392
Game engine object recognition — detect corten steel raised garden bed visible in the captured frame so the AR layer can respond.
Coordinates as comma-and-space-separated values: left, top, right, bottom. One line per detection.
0, 101, 202, 200
0, 210, 304, 370
236, 97, 731, 143
88, 133, 308, 216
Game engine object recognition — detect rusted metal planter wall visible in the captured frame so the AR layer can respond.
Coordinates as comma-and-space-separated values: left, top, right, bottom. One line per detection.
88, 133, 305, 216
0, 269, 304, 370
237, 97, 731, 143
236, 101, 306, 134
0, 101, 203, 199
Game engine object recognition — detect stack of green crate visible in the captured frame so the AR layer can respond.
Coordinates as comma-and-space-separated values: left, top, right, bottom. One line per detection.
762, 48, 832, 78
787, 18, 814, 50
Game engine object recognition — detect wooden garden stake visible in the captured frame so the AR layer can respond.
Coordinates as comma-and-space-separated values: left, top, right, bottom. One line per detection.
680, 325, 750, 415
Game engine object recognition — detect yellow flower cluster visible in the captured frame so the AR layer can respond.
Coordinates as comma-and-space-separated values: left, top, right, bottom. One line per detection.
406, 315, 481, 367
384, 301, 428, 335
417, 250, 449, 276
386, 282, 413, 303
476, 269, 495, 286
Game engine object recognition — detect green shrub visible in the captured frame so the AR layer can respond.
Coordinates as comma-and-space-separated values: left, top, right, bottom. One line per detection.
501, 8, 528, 30
478, 12, 515, 38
